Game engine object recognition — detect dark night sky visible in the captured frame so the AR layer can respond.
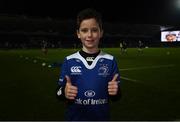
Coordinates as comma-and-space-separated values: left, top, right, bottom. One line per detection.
0, 0, 180, 26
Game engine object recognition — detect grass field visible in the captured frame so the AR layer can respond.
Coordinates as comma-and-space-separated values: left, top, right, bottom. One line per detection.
0, 47, 180, 120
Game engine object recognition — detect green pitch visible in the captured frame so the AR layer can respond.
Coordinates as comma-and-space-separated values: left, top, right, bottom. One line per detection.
0, 47, 180, 120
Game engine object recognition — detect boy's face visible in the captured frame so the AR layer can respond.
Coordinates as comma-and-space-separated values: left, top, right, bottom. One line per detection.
77, 18, 103, 50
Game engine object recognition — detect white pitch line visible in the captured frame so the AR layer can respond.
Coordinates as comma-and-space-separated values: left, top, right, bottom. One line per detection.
120, 64, 175, 71
121, 76, 139, 82
120, 64, 175, 83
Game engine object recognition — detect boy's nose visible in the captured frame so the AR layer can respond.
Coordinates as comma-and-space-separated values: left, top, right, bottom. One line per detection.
87, 31, 92, 37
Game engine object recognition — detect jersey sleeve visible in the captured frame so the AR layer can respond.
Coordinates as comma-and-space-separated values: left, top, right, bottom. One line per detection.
111, 57, 120, 84
56, 58, 69, 99
58, 58, 69, 87
109, 57, 121, 101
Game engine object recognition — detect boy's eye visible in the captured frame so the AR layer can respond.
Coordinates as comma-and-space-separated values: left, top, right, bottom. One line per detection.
80, 29, 88, 33
91, 28, 98, 32
80, 28, 99, 33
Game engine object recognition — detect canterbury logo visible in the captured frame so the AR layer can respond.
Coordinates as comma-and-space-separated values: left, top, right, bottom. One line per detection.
71, 66, 82, 73
86, 57, 94, 62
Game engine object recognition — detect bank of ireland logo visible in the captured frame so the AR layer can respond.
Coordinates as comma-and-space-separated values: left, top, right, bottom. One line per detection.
98, 64, 109, 76
84, 90, 96, 97
70, 66, 82, 75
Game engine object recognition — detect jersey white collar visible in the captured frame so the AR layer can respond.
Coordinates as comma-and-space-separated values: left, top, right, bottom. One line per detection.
66, 51, 113, 69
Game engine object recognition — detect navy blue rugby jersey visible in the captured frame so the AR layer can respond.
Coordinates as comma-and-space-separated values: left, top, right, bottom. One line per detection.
58, 51, 120, 121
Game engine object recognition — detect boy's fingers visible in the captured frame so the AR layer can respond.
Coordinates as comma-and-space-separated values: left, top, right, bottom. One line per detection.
108, 83, 118, 89
67, 96, 75, 100
67, 86, 77, 91
68, 86, 78, 93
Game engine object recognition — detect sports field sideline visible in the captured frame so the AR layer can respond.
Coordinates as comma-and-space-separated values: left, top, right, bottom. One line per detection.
0, 47, 180, 120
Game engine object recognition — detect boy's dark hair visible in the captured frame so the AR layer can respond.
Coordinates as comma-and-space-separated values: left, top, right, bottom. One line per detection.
77, 8, 103, 30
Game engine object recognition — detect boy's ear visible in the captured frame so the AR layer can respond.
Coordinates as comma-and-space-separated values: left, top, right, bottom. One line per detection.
77, 30, 80, 39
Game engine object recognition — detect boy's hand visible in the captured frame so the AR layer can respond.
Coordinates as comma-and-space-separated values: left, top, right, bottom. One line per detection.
65, 75, 78, 100
108, 74, 119, 95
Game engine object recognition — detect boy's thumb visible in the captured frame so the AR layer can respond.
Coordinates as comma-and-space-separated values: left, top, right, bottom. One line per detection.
65, 75, 71, 84
112, 73, 118, 82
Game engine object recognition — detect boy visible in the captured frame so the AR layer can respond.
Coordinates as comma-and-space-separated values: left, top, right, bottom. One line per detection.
57, 8, 121, 121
